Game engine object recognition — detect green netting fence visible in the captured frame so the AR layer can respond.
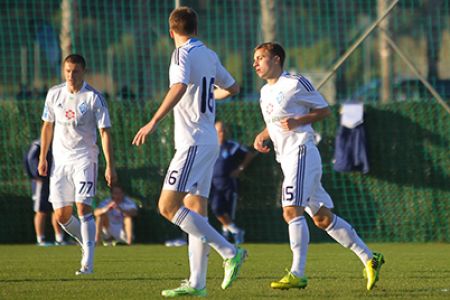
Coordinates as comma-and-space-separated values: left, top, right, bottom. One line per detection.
0, 0, 449, 243
1, 100, 449, 243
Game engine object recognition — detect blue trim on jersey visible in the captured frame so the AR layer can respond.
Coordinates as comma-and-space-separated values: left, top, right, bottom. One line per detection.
187, 44, 205, 53
299, 76, 314, 92
93, 162, 97, 194
286, 73, 315, 92
295, 145, 307, 206
177, 146, 197, 192
85, 84, 106, 107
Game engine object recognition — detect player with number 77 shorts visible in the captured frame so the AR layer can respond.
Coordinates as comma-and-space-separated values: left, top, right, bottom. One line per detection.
39, 54, 117, 276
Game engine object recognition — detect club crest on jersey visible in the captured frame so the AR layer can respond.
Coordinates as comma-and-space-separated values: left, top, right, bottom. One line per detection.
78, 102, 87, 115
65, 109, 75, 120
275, 91, 284, 104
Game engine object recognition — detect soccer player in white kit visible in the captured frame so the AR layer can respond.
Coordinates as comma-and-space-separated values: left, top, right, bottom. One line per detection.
132, 7, 246, 297
94, 185, 138, 245
38, 54, 117, 275
252, 43, 384, 291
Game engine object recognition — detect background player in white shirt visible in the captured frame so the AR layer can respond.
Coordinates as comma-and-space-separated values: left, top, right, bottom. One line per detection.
132, 7, 246, 297
94, 185, 137, 245
252, 42, 384, 291
38, 54, 117, 275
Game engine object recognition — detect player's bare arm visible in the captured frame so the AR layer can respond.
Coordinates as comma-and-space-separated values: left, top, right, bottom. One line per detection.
99, 127, 117, 187
132, 83, 187, 146
280, 107, 331, 131
214, 82, 240, 100
253, 127, 271, 153
120, 207, 138, 217
38, 121, 54, 177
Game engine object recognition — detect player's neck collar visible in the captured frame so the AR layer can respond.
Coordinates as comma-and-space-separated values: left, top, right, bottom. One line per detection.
66, 81, 86, 94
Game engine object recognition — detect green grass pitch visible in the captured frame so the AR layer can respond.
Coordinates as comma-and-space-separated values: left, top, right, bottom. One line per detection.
1, 243, 449, 299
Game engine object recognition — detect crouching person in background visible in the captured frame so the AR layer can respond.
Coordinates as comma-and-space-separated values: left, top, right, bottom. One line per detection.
94, 185, 138, 246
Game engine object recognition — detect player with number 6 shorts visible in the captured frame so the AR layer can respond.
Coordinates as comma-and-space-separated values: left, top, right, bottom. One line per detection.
132, 7, 246, 297
252, 42, 384, 291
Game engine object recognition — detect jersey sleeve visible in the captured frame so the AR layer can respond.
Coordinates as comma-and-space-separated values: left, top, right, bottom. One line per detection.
97, 199, 109, 209
93, 93, 111, 129
41, 90, 55, 122
169, 48, 191, 87
294, 77, 329, 109
120, 198, 138, 211
229, 141, 248, 161
24, 140, 40, 178
214, 54, 235, 89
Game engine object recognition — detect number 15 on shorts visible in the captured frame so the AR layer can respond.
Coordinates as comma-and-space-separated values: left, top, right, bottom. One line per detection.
283, 186, 294, 201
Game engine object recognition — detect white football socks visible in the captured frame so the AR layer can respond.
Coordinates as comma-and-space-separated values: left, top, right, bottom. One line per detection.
172, 206, 235, 259
36, 235, 45, 244
80, 213, 96, 269
59, 215, 82, 245
226, 223, 240, 234
289, 216, 309, 277
325, 215, 372, 265
188, 216, 210, 290
55, 233, 65, 243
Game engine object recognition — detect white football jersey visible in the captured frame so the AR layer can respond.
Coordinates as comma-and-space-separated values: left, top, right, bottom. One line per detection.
98, 197, 137, 226
42, 81, 111, 165
169, 38, 235, 149
259, 72, 328, 161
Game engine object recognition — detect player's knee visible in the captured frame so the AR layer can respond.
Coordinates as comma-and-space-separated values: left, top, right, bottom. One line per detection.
54, 212, 70, 225
313, 216, 330, 229
313, 207, 333, 229
282, 207, 303, 224
313, 213, 333, 229
158, 202, 175, 221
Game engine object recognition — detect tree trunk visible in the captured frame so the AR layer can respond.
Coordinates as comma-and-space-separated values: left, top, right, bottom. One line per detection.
378, 0, 392, 103
260, 0, 276, 42
59, 0, 75, 79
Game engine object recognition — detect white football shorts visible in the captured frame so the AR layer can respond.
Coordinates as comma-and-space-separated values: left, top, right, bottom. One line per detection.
102, 224, 127, 243
163, 145, 219, 198
49, 160, 98, 209
280, 142, 334, 217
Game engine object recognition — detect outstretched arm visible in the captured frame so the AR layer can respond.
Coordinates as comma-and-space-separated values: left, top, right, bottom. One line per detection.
132, 83, 187, 146
214, 82, 240, 100
38, 121, 54, 177
99, 127, 117, 187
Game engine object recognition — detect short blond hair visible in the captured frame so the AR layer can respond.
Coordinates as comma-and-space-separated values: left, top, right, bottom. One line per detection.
169, 6, 198, 35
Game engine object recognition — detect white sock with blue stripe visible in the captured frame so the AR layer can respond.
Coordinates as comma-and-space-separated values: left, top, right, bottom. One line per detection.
289, 216, 309, 277
59, 215, 82, 245
172, 206, 235, 260
326, 215, 372, 265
